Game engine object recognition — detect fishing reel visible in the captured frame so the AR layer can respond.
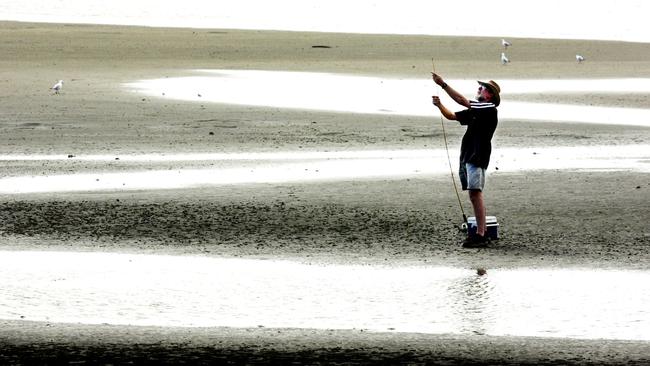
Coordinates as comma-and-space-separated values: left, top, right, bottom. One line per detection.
458, 221, 468, 232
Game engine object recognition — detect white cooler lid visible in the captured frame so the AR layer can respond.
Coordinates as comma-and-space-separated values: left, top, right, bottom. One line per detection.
467, 216, 498, 224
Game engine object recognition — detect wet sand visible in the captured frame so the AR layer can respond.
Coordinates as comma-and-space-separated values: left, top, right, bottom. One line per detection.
2, 319, 649, 365
0, 21, 649, 364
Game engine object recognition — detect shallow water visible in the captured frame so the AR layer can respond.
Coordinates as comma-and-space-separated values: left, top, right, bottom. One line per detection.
0, 251, 648, 340
125, 70, 650, 127
2, 0, 648, 42
0, 145, 647, 194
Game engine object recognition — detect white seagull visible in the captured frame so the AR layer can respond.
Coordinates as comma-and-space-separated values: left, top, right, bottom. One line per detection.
501, 38, 512, 49
51, 80, 63, 94
576, 54, 585, 63
501, 52, 510, 65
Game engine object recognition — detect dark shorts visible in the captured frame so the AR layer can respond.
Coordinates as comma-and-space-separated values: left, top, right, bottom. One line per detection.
459, 162, 486, 191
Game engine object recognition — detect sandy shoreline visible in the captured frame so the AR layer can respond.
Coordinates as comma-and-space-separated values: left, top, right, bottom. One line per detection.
1, 21, 649, 364
2, 170, 649, 270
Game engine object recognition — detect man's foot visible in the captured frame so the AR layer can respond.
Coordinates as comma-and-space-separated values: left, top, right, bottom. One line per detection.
462, 234, 490, 248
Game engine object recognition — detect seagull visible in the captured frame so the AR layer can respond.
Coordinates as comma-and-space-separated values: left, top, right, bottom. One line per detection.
50, 80, 63, 94
501, 52, 510, 65
501, 39, 512, 49
576, 54, 585, 63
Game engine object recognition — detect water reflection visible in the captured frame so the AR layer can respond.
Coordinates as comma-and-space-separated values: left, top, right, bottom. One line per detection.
0, 251, 648, 341
125, 70, 650, 127
448, 274, 497, 335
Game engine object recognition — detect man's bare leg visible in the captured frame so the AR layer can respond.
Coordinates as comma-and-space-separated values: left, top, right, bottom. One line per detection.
469, 190, 486, 237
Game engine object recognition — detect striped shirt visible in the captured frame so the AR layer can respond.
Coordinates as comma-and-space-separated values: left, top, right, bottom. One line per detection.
468, 100, 496, 109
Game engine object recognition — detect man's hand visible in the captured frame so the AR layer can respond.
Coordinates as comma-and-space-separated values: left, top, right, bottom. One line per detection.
431, 72, 445, 87
432, 96, 457, 120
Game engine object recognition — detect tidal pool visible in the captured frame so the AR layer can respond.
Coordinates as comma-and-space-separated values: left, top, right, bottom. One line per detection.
0, 145, 647, 194
126, 70, 650, 127
0, 251, 648, 340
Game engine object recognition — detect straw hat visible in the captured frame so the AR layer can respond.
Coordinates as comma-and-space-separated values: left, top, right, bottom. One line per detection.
478, 80, 501, 106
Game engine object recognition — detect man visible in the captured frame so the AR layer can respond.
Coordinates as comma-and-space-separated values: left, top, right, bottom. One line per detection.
431, 73, 500, 248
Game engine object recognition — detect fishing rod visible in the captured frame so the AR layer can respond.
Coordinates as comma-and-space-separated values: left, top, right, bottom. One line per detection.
431, 58, 468, 226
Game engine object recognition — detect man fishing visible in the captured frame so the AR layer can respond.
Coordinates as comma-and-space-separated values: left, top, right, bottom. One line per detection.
431, 73, 500, 248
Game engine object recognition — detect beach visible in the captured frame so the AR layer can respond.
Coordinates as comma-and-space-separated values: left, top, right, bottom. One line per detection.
1, 21, 649, 364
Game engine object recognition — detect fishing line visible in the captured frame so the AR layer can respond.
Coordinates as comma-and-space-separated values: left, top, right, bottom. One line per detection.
431, 58, 467, 224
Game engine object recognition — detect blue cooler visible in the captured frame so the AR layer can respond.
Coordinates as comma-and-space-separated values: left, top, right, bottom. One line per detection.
467, 216, 499, 240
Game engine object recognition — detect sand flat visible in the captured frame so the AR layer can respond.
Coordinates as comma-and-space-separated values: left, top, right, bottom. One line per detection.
0, 21, 649, 365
